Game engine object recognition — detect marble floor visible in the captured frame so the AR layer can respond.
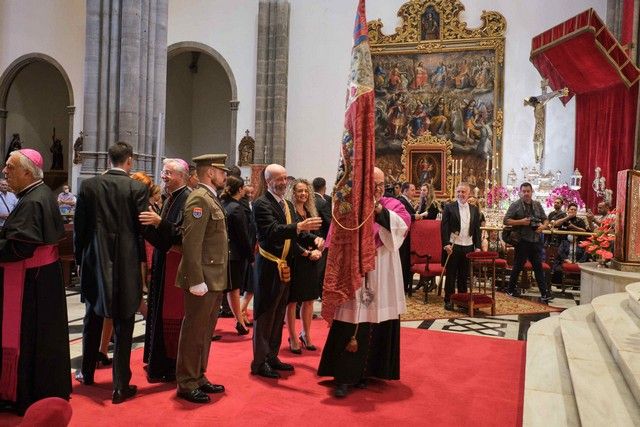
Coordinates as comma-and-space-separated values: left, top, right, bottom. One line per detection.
65, 281, 578, 366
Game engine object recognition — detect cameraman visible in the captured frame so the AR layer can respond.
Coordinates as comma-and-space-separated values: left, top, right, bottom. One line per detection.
503, 182, 553, 303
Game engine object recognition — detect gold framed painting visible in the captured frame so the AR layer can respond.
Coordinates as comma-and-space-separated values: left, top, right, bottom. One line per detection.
401, 133, 453, 198
368, 0, 506, 197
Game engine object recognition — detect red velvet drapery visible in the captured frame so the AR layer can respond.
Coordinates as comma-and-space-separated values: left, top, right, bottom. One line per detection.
575, 83, 638, 210
530, 9, 640, 210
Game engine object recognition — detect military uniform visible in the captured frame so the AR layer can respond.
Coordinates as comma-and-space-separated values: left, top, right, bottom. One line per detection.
175, 154, 229, 400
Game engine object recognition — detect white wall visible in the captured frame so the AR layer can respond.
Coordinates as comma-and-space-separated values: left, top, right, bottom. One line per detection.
0, 0, 85, 189
6, 61, 69, 171
167, 0, 259, 161
286, 0, 607, 187
166, 53, 194, 161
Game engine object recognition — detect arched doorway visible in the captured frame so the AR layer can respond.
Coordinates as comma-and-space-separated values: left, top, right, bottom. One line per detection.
166, 42, 239, 165
0, 53, 75, 190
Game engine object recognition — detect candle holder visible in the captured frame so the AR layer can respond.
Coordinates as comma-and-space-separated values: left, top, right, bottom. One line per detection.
570, 168, 582, 191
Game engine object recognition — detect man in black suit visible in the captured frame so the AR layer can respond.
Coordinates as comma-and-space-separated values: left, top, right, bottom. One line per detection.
74, 142, 148, 404
397, 182, 419, 294
440, 182, 482, 311
312, 177, 332, 239
251, 164, 322, 378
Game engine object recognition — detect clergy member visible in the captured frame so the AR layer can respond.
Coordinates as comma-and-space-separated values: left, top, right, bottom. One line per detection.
251, 164, 322, 378
318, 167, 410, 398
0, 149, 71, 414
139, 158, 191, 383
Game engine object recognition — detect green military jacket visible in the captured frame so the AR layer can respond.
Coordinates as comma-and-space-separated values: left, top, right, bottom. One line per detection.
176, 184, 228, 291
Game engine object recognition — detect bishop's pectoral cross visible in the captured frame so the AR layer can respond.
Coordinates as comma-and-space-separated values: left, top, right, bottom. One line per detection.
524, 79, 569, 165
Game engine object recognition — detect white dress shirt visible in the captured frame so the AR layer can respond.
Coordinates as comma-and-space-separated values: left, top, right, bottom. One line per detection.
451, 201, 473, 247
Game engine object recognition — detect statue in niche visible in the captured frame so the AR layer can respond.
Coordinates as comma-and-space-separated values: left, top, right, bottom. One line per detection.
50, 127, 63, 170
5, 133, 22, 164
524, 79, 569, 164
421, 7, 440, 40
73, 131, 84, 164
238, 130, 255, 166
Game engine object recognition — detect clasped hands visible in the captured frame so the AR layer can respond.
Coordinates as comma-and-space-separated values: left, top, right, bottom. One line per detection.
189, 282, 208, 296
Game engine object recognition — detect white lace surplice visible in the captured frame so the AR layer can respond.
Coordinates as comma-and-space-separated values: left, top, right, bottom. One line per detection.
333, 210, 408, 324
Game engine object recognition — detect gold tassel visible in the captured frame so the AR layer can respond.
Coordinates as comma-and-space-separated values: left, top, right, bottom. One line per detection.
346, 336, 358, 353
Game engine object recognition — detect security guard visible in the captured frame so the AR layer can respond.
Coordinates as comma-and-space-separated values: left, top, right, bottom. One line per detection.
175, 153, 229, 404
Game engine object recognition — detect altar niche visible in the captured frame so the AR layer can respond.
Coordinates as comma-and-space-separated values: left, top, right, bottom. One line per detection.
368, 0, 506, 197
0, 54, 74, 191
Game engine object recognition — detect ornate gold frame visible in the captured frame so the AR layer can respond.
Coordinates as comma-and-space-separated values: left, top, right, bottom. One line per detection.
401, 132, 453, 199
369, 0, 506, 191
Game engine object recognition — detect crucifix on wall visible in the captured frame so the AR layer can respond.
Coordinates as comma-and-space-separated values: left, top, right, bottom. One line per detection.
523, 79, 568, 165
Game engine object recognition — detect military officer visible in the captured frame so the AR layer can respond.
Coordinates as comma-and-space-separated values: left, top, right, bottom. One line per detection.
175, 154, 229, 404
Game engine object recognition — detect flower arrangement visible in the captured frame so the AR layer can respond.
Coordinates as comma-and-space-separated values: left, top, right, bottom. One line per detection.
579, 210, 616, 262
486, 185, 509, 207
546, 184, 585, 209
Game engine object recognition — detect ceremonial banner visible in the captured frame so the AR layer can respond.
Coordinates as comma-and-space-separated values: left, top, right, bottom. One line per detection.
322, 0, 377, 323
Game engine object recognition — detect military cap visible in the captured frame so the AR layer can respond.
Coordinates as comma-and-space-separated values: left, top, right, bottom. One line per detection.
192, 154, 230, 172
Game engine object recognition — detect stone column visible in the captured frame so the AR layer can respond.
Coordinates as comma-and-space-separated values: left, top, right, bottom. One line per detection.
254, 0, 290, 166
607, 0, 624, 41
66, 105, 75, 175
0, 109, 7, 163
82, 0, 168, 177
229, 100, 240, 165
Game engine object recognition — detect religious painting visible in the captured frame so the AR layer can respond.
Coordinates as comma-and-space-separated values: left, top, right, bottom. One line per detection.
368, 0, 506, 198
401, 133, 453, 199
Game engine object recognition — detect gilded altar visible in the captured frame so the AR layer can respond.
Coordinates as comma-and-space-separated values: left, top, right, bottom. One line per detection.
369, 0, 506, 195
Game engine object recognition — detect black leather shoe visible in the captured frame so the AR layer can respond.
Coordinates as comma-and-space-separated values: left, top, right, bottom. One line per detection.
177, 388, 210, 403
211, 334, 222, 341
236, 322, 250, 336
252, 363, 280, 379
269, 359, 294, 371
147, 373, 175, 383
97, 351, 112, 367
112, 385, 137, 404
199, 382, 225, 394
444, 301, 454, 311
334, 384, 348, 398
299, 333, 317, 351
288, 338, 302, 354
74, 370, 94, 385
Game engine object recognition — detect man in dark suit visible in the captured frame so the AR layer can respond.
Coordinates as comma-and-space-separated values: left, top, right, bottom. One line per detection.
440, 182, 482, 311
74, 142, 148, 403
312, 177, 332, 239
251, 164, 322, 378
397, 182, 419, 294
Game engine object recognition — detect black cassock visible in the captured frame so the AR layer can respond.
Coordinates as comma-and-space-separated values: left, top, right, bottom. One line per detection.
142, 186, 190, 380
0, 181, 71, 414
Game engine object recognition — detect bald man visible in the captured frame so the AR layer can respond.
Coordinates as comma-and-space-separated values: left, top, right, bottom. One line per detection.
251, 164, 322, 378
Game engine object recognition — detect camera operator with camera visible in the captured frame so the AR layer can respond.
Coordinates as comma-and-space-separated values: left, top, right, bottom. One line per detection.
503, 182, 554, 303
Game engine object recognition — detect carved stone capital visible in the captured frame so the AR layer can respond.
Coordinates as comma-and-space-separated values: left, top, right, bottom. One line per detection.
66, 105, 76, 115
229, 100, 240, 111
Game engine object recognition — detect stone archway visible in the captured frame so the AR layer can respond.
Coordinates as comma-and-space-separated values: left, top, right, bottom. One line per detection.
0, 53, 75, 184
167, 42, 239, 164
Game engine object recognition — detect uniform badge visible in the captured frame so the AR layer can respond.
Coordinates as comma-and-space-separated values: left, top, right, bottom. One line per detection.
192, 207, 203, 218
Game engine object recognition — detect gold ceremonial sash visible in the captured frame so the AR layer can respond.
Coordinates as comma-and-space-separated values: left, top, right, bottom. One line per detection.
258, 198, 293, 284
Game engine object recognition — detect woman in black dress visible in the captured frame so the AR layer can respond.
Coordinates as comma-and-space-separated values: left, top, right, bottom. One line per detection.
221, 176, 254, 335
417, 182, 440, 219
286, 179, 323, 353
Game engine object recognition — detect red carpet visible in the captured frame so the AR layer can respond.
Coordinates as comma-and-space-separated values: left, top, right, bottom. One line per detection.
0, 318, 525, 427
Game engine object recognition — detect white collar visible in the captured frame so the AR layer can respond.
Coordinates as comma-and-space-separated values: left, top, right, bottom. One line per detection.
269, 189, 284, 204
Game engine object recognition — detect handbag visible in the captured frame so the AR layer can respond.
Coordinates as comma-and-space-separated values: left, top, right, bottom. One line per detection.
501, 226, 520, 246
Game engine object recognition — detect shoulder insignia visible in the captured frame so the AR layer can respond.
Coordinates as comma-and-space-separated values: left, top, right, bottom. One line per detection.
192, 207, 203, 219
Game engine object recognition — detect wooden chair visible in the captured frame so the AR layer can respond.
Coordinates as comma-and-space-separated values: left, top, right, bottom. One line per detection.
450, 251, 498, 317
409, 219, 444, 303
59, 224, 75, 287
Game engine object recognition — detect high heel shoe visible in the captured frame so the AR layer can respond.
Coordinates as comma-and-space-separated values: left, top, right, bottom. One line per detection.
236, 322, 250, 336
288, 338, 302, 354
299, 333, 317, 351
97, 351, 112, 367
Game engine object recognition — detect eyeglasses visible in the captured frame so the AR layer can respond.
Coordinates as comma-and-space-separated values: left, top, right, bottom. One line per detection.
160, 169, 173, 176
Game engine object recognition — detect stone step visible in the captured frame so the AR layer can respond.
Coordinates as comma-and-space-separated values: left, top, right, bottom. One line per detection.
626, 282, 640, 320
559, 303, 640, 426
523, 316, 579, 427
591, 292, 640, 406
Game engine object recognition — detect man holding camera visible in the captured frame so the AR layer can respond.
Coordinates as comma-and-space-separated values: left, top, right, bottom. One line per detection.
503, 182, 553, 303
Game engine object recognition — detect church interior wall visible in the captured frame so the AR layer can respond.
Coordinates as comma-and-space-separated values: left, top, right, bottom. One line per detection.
6, 61, 69, 173
166, 53, 194, 161
0, 0, 85, 189
285, 0, 607, 188
0, 0, 610, 190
